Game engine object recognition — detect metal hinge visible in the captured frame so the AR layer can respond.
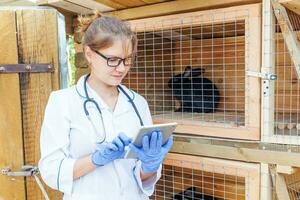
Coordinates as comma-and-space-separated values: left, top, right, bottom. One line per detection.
246, 70, 277, 80
0, 64, 54, 73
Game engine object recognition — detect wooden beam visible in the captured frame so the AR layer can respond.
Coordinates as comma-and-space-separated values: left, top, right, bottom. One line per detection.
276, 165, 298, 175
92, 0, 126, 9
140, 0, 169, 3
68, 0, 114, 12
272, 0, 300, 80
171, 136, 300, 167
278, 0, 300, 15
106, 0, 261, 20
42, 0, 93, 14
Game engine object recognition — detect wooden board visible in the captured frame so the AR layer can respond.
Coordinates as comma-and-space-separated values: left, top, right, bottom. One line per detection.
129, 3, 261, 32
0, 10, 26, 200
108, 0, 261, 20
14, 8, 62, 200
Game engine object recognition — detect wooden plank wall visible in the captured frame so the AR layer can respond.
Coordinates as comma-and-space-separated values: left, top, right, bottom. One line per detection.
0, 10, 26, 200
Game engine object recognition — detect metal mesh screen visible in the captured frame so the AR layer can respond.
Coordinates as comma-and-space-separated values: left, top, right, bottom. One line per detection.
124, 9, 251, 128
274, 13, 300, 139
149, 154, 259, 200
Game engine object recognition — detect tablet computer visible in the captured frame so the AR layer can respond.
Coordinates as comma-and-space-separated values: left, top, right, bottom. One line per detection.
125, 122, 177, 159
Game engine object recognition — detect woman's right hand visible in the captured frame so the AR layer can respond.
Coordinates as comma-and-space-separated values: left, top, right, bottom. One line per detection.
91, 132, 132, 166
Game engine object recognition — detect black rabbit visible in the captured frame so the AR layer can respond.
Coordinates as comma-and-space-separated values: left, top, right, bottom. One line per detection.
168, 66, 220, 113
173, 186, 220, 200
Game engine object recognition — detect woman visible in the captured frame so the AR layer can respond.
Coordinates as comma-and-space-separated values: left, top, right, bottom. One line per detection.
38, 12, 173, 200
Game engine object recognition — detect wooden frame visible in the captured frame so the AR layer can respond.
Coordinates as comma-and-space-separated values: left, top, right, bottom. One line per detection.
161, 153, 260, 200
38, 0, 113, 14
128, 4, 262, 140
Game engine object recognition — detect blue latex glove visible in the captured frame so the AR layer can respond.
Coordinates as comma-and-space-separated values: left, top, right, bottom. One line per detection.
129, 130, 173, 173
91, 132, 132, 166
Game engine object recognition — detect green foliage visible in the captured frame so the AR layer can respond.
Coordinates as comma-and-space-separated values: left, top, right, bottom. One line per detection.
67, 36, 76, 86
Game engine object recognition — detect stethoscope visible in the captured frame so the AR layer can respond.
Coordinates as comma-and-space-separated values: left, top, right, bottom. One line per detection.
76, 74, 144, 144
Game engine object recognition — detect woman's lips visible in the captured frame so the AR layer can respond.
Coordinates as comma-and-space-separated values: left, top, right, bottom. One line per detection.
112, 75, 123, 79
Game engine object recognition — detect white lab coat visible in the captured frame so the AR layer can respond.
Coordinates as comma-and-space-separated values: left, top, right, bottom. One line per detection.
38, 75, 161, 200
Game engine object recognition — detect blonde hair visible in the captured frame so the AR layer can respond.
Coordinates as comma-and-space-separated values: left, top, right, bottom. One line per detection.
77, 11, 137, 56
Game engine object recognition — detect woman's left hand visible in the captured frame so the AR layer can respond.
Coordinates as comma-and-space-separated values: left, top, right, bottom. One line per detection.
129, 130, 173, 173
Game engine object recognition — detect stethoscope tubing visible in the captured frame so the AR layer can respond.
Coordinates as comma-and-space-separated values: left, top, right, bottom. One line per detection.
76, 74, 144, 144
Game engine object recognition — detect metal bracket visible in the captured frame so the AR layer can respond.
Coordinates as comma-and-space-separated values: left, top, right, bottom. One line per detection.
246, 70, 277, 80
0, 64, 54, 73
1, 165, 39, 177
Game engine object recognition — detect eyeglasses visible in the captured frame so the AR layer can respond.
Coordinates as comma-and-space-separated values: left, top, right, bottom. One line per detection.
93, 50, 133, 67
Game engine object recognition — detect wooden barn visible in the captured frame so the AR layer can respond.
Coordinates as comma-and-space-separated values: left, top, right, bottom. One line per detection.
0, 0, 300, 199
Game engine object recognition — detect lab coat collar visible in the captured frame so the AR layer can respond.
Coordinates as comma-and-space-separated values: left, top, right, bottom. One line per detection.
75, 75, 107, 110
76, 75, 134, 115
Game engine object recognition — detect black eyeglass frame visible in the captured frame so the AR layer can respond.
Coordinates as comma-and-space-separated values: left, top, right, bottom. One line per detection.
93, 50, 134, 67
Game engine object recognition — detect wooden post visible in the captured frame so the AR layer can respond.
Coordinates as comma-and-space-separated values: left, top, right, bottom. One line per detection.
262, 0, 276, 142
260, 164, 272, 200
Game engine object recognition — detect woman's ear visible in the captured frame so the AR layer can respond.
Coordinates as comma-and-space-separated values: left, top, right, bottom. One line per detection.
84, 46, 93, 64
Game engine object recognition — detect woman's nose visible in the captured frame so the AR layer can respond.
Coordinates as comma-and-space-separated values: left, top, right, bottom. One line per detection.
116, 61, 126, 72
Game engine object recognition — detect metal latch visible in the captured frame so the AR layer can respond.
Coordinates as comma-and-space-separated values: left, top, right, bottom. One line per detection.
246, 70, 277, 80
1, 165, 50, 200
1, 165, 38, 177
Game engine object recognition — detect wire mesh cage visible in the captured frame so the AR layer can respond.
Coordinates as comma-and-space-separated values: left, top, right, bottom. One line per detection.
151, 153, 260, 200
261, 1, 300, 145
265, 164, 300, 200
285, 171, 300, 200
273, 10, 300, 143
125, 4, 261, 140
